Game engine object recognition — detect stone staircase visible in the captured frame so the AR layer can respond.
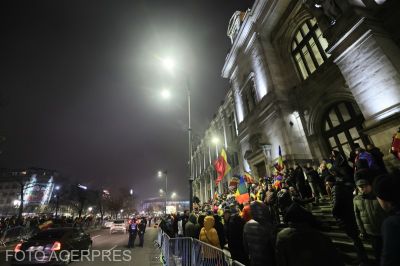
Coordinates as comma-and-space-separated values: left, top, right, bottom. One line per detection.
311, 199, 376, 266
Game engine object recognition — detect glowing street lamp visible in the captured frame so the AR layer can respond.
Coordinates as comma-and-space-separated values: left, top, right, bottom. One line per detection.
161, 88, 171, 99
161, 57, 175, 72
88, 207, 93, 212
171, 192, 177, 199
158, 170, 168, 215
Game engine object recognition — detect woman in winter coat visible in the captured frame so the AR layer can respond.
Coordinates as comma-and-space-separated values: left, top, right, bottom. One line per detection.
199, 215, 221, 264
199, 215, 220, 248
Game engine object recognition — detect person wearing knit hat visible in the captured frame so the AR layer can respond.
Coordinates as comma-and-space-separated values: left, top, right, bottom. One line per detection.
374, 173, 400, 266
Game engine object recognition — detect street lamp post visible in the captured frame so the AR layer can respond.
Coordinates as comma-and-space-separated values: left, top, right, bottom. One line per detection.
130, 188, 134, 214
160, 58, 193, 212
55, 185, 60, 218
158, 170, 168, 215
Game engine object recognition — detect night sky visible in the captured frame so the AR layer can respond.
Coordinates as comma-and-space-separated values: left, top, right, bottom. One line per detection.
0, 0, 254, 201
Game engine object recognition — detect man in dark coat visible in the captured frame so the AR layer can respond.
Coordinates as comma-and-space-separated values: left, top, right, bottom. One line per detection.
375, 173, 400, 266
213, 214, 225, 248
332, 170, 368, 264
243, 201, 275, 266
293, 163, 310, 199
184, 214, 198, 238
276, 202, 344, 266
137, 218, 146, 247
305, 163, 323, 204
127, 218, 138, 248
227, 205, 249, 265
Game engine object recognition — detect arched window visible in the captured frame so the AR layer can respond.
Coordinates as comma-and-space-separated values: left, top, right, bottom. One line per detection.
322, 102, 370, 158
292, 18, 330, 80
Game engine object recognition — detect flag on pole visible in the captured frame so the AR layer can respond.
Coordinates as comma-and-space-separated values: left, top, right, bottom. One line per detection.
244, 172, 255, 184
213, 191, 219, 200
274, 145, 285, 172
391, 129, 400, 160
235, 176, 250, 204
214, 148, 231, 185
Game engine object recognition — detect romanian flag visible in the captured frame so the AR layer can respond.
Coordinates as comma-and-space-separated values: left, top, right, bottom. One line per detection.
213, 191, 219, 200
391, 130, 400, 160
39, 220, 53, 230
235, 176, 250, 204
244, 172, 255, 184
274, 146, 285, 172
214, 148, 231, 185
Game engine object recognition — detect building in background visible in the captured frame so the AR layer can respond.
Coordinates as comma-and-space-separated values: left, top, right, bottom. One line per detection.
0, 168, 57, 216
192, 90, 241, 203
194, 0, 400, 203
141, 197, 190, 215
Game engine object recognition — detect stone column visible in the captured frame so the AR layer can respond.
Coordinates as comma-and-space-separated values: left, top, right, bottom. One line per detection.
329, 19, 400, 127
231, 73, 245, 124
210, 175, 214, 201
250, 33, 269, 99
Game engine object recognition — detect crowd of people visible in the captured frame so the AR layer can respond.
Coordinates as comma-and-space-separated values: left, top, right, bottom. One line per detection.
159, 145, 400, 266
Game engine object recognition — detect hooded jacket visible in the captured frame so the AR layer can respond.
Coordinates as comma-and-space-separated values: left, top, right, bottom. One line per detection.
243, 202, 275, 266
184, 214, 198, 238
199, 215, 220, 248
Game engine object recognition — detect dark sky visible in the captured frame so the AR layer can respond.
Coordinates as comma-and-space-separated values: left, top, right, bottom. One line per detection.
0, 0, 254, 201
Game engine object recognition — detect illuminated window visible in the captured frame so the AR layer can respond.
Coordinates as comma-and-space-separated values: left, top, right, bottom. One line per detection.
242, 77, 258, 116
322, 102, 369, 158
292, 18, 330, 80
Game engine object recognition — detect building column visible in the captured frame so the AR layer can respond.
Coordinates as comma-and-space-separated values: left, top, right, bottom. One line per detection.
204, 178, 208, 203
328, 18, 400, 152
199, 178, 203, 203
210, 175, 214, 200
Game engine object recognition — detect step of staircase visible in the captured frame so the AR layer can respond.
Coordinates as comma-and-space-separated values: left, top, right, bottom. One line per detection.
310, 199, 377, 266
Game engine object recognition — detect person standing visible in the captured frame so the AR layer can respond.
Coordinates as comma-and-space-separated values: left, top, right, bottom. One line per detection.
374, 173, 400, 266
305, 163, 323, 204
276, 202, 344, 266
128, 218, 138, 248
138, 218, 146, 247
227, 205, 249, 265
331, 167, 368, 265
353, 172, 387, 264
184, 213, 198, 238
243, 201, 275, 266
293, 163, 310, 199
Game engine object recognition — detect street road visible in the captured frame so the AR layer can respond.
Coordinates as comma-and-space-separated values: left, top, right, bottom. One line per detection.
0, 226, 160, 266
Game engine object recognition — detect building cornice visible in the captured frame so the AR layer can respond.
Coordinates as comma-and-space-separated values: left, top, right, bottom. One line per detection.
221, 0, 270, 79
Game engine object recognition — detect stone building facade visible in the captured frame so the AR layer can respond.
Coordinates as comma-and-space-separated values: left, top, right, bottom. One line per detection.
193, 0, 400, 203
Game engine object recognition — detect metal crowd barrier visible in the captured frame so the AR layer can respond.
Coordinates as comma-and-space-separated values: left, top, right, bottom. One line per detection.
158, 229, 245, 266
0, 226, 33, 247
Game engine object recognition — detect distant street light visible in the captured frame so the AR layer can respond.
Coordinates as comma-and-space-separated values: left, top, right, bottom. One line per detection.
54, 185, 61, 217
160, 56, 193, 212
88, 207, 93, 212
161, 89, 171, 99
158, 170, 168, 215
77, 184, 87, 190
171, 192, 177, 199
212, 137, 219, 144
161, 57, 175, 71
130, 189, 133, 195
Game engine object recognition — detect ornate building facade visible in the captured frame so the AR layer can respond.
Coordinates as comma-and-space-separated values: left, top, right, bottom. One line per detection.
194, 0, 400, 203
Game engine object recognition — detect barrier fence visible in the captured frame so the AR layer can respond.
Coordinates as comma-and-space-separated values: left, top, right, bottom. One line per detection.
157, 230, 245, 266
